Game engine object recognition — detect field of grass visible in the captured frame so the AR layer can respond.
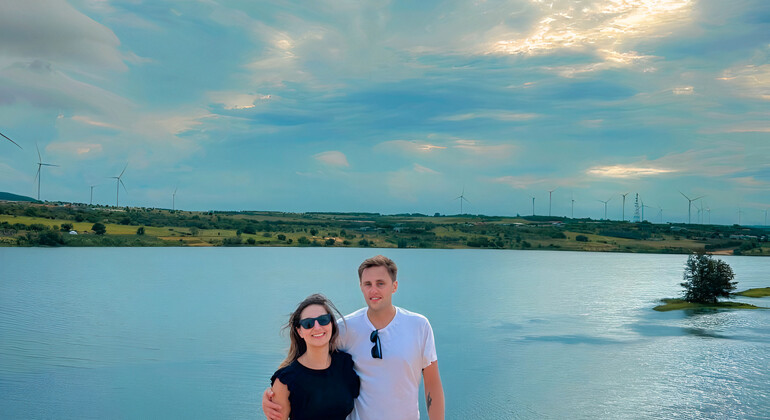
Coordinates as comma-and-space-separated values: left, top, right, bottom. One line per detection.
735, 287, 770, 298
653, 298, 765, 311
2, 202, 767, 252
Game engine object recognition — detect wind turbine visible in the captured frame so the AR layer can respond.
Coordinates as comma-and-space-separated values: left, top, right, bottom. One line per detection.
571, 198, 576, 219
172, 186, 178, 211
1, 131, 22, 149
679, 191, 705, 224
640, 199, 655, 222
90, 185, 96, 205
110, 164, 128, 207
764, 208, 768, 226
455, 188, 469, 215
658, 206, 665, 224
33, 143, 58, 201
548, 187, 558, 217
530, 196, 535, 216
620, 192, 629, 221
598, 196, 612, 220
705, 205, 711, 225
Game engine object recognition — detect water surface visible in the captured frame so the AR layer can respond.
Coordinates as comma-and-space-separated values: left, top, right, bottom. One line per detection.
1, 248, 768, 418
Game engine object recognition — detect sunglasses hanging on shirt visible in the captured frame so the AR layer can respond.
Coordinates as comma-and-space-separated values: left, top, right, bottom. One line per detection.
370, 329, 382, 359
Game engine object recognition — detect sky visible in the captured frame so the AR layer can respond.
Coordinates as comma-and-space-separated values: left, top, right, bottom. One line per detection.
0, 0, 768, 225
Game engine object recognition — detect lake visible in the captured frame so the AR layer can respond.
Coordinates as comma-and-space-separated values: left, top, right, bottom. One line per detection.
1, 248, 769, 419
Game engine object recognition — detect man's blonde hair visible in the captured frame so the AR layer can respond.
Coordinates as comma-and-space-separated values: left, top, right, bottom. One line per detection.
357, 255, 397, 282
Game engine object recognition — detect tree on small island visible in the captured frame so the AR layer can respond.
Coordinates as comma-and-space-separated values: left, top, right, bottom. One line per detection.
680, 253, 737, 304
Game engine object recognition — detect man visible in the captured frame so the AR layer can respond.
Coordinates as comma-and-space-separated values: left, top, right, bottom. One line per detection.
263, 255, 445, 420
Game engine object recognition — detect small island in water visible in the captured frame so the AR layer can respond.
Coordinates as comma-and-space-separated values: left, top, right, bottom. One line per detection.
654, 287, 770, 311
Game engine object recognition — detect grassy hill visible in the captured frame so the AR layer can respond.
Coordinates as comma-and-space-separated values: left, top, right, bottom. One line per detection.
0, 201, 767, 254
0, 192, 39, 202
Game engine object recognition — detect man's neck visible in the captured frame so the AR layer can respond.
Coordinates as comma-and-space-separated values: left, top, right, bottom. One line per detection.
367, 305, 397, 330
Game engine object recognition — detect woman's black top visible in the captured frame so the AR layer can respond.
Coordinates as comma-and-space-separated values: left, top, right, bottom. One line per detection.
271, 350, 360, 420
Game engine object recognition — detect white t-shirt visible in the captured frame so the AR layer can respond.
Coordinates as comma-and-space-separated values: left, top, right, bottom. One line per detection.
337, 306, 437, 420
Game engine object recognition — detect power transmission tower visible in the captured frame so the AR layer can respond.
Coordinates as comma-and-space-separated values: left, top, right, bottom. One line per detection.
633, 193, 640, 223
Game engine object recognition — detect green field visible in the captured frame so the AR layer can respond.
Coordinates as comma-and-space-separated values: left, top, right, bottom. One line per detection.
1, 201, 768, 253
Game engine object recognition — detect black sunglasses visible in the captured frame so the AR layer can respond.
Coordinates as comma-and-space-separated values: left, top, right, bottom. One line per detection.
370, 329, 382, 359
298, 313, 332, 329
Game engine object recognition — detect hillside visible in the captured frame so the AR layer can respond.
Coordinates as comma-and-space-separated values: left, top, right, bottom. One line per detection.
0, 201, 767, 254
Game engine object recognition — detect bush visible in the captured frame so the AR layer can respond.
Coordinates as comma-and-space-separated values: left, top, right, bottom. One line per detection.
575, 235, 589, 242
92, 223, 106, 235
136, 226, 145, 235
247, 238, 256, 245
680, 253, 737, 303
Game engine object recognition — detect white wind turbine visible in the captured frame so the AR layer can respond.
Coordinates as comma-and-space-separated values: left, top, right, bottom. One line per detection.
172, 186, 178, 211
598, 196, 612, 220
455, 188, 469, 215
110, 164, 128, 207
529, 196, 535, 216
620, 192, 629, 221
548, 187, 558, 217
1, 131, 23, 149
680, 191, 705, 224
34, 143, 58, 201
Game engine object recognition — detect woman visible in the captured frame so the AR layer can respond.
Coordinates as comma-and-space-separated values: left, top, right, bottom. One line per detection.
270, 294, 360, 420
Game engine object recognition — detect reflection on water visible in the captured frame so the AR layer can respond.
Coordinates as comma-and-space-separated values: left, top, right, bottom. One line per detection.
1, 248, 768, 419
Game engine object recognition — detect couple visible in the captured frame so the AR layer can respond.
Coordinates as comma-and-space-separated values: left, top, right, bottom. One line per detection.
263, 255, 445, 420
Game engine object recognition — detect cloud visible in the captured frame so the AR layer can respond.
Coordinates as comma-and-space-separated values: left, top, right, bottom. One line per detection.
208, 91, 273, 110
672, 86, 694, 95
489, 0, 693, 55
492, 175, 550, 189
718, 64, 770, 100
437, 111, 540, 122
375, 140, 448, 154
587, 165, 677, 178
72, 115, 119, 130
453, 139, 515, 158
314, 151, 349, 167
0, 60, 131, 112
47, 142, 104, 158
487, 0, 692, 75
0, 1, 127, 71
730, 176, 767, 188
413, 163, 439, 174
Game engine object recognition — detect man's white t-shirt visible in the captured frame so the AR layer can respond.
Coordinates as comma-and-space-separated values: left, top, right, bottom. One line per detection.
337, 306, 437, 420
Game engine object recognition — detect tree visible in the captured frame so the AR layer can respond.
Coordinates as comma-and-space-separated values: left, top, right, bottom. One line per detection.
136, 226, 145, 235
92, 222, 106, 235
680, 253, 737, 303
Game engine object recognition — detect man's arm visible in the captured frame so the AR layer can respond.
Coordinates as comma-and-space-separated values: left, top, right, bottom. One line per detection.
261, 387, 285, 420
422, 361, 445, 420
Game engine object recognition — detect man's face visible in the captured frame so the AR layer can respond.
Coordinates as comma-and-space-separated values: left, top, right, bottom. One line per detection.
359, 265, 397, 311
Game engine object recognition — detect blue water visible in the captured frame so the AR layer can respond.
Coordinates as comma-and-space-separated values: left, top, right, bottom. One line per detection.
1, 248, 769, 419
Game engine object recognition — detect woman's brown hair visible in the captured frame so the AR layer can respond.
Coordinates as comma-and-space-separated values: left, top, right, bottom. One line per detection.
279, 293, 343, 369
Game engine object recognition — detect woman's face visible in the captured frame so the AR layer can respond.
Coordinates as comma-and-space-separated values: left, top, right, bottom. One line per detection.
297, 304, 332, 349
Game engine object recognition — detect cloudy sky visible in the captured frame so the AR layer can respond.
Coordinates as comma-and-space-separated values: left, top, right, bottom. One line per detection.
1, 0, 768, 225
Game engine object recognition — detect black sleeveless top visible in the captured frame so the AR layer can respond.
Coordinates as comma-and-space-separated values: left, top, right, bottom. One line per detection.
271, 351, 360, 420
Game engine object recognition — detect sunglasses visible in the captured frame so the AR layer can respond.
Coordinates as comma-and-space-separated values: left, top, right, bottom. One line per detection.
370, 329, 382, 359
298, 313, 332, 329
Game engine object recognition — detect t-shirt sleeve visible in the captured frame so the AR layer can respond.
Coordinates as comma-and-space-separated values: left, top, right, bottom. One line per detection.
270, 365, 296, 393
337, 351, 360, 399
422, 318, 438, 369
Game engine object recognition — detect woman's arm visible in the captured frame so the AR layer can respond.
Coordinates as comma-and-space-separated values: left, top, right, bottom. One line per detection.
422, 361, 445, 420
270, 379, 291, 420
